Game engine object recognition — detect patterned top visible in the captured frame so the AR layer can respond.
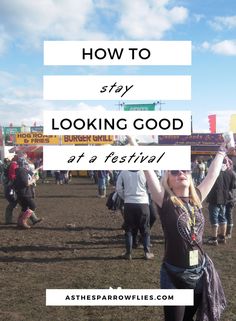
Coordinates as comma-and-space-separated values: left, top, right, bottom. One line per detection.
158, 191, 205, 268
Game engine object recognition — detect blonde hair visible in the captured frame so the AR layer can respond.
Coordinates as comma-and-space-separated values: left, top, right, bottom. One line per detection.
161, 171, 202, 209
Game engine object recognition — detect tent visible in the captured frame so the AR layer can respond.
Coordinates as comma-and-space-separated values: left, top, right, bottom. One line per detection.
8, 145, 43, 160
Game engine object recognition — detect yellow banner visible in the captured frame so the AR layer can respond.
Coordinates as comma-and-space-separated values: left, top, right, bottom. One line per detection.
229, 114, 236, 133
16, 132, 59, 145
62, 135, 114, 145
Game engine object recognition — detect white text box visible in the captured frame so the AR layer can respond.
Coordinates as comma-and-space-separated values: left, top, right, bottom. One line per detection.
44, 41, 191, 66
43, 111, 192, 135
43, 145, 191, 170
46, 289, 193, 306
43, 75, 191, 101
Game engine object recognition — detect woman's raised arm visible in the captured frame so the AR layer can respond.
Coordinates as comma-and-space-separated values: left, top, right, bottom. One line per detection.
127, 136, 165, 207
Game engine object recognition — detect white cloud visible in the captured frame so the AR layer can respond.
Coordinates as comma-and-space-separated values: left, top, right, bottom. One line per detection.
209, 15, 236, 31
95, 0, 117, 11
193, 14, 205, 23
117, 0, 188, 39
201, 41, 210, 50
0, 26, 11, 55
0, 70, 17, 86
211, 40, 236, 56
200, 40, 236, 56
75, 102, 107, 113
0, 0, 107, 53
0, 70, 42, 102
0, 67, 111, 126
0, 0, 190, 53
0, 93, 108, 126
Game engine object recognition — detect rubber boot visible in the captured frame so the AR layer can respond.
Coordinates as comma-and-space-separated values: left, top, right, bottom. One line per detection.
97, 188, 102, 198
100, 188, 106, 198
5, 199, 17, 224
5, 204, 14, 224
226, 225, 233, 239
143, 233, 150, 253
218, 224, 227, 243
18, 209, 32, 229
132, 229, 138, 249
143, 233, 154, 260
30, 212, 43, 225
123, 231, 132, 259
17, 212, 24, 227
98, 188, 106, 198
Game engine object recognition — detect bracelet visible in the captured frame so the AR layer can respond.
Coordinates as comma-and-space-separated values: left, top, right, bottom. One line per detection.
218, 145, 227, 153
217, 151, 226, 157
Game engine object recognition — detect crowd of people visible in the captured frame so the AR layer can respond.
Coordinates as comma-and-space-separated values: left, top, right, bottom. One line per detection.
0, 154, 78, 228
0, 137, 236, 321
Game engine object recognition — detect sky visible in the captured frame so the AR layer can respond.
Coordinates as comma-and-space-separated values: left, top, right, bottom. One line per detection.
0, 0, 236, 133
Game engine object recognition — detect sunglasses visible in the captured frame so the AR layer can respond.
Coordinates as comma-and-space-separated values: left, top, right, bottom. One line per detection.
169, 170, 191, 176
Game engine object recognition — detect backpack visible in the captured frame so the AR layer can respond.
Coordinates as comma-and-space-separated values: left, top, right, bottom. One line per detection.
106, 191, 124, 212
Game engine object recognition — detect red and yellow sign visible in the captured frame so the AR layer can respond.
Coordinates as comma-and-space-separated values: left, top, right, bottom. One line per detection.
16, 132, 59, 145
62, 135, 114, 145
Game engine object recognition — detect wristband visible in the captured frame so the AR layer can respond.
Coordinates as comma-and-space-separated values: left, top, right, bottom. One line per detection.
218, 145, 227, 153
217, 151, 226, 157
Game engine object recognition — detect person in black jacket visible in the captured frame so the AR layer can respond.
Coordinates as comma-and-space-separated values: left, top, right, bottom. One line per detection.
14, 158, 37, 228
2, 158, 18, 224
225, 167, 236, 238
206, 158, 236, 245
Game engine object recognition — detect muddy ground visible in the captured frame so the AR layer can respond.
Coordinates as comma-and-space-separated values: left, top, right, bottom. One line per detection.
0, 176, 235, 321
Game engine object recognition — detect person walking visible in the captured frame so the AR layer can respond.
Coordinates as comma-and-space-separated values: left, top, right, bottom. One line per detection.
206, 157, 236, 245
116, 170, 154, 260
127, 136, 231, 321
97, 170, 107, 198
225, 162, 236, 239
197, 159, 206, 184
14, 158, 41, 228
2, 158, 18, 224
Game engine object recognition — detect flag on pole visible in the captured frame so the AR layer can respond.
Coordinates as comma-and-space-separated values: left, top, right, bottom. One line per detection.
208, 114, 216, 133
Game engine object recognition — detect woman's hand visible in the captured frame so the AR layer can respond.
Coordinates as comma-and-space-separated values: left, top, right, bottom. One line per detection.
28, 177, 36, 185
218, 142, 236, 156
218, 142, 227, 154
126, 135, 138, 146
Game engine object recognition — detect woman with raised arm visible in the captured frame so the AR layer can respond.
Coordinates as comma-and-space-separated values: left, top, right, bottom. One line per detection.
127, 136, 234, 321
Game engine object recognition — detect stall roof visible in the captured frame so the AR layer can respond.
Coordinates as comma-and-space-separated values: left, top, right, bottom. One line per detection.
9, 145, 43, 153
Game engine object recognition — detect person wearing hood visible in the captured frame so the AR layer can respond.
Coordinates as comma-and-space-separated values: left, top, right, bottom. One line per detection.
14, 157, 42, 228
